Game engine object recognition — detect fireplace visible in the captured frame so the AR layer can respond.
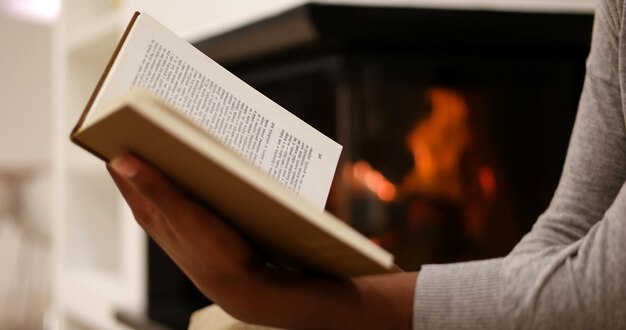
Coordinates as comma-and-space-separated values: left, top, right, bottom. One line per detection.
147, 4, 593, 328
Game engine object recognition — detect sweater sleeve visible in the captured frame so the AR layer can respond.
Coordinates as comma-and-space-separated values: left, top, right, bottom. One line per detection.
413, 0, 626, 328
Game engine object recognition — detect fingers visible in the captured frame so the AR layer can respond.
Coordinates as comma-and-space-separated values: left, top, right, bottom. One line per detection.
108, 154, 227, 250
108, 154, 199, 221
106, 164, 164, 229
107, 154, 260, 298
107, 154, 256, 270
107, 154, 212, 243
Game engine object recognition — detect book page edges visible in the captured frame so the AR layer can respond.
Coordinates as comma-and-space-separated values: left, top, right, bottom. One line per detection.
69, 11, 141, 143
74, 91, 395, 276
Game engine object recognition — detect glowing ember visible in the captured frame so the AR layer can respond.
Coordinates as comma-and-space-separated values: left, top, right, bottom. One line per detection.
479, 166, 496, 200
346, 161, 397, 202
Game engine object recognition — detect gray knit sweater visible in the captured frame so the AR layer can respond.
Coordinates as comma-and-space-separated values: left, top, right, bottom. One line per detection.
413, 0, 626, 328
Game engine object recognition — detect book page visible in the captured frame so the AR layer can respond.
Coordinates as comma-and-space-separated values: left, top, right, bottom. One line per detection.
91, 13, 341, 210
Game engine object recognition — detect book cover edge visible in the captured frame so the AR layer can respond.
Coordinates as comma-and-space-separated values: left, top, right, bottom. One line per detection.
69, 11, 142, 155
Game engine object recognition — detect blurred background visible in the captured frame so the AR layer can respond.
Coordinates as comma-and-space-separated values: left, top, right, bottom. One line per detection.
0, 0, 597, 329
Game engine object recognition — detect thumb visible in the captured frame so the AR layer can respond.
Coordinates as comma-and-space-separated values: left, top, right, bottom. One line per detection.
109, 154, 197, 219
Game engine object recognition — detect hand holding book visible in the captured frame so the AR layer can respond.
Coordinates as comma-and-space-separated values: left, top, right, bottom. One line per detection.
75, 11, 412, 328
108, 153, 416, 329
72, 12, 394, 277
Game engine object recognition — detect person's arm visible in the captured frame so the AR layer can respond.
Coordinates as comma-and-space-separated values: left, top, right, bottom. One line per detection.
415, 0, 626, 328
108, 154, 416, 329
495, 0, 626, 326
510, 0, 625, 255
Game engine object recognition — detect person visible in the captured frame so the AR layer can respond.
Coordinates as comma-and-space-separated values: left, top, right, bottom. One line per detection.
107, 0, 626, 327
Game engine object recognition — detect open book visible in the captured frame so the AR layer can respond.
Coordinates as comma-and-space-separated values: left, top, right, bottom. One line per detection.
71, 12, 395, 277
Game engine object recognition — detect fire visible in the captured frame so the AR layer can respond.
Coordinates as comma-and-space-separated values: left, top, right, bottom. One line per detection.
344, 85, 496, 236
401, 88, 471, 200
344, 87, 499, 243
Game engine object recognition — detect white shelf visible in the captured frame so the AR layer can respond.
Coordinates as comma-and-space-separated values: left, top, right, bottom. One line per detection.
65, 13, 121, 53
64, 169, 122, 276
64, 0, 120, 50
64, 29, 118, 127
54, 1, 146, 329
62, 269, 125, 330
66, 145, 104, 172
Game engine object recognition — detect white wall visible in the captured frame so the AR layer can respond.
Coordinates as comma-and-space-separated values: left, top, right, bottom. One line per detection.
0, 10, 53, 168
0, 0, 55, 247
0, 7, 55, 328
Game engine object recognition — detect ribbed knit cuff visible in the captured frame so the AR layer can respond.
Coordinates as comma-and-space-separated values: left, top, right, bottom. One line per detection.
414, 258, 502, 329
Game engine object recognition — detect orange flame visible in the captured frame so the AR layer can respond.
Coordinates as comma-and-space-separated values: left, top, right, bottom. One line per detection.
343, 87, 500, 244
344, 88, 496, 223
401, 88, 472, 200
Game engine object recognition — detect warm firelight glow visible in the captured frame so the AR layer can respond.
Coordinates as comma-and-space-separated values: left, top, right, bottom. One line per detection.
343, 87, 502, 253
401, 88, 472, 200
344, 87, 498, 244
479, 166, 496, 199
348, 161, 397, 202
